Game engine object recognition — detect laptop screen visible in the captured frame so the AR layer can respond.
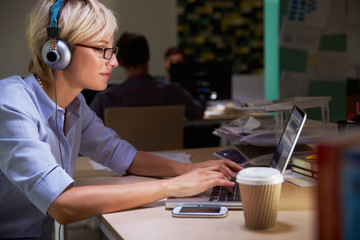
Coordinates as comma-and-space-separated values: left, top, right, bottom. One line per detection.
270, 105, 307, 174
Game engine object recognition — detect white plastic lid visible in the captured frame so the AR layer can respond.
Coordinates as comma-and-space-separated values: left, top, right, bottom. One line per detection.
236, 167, 284, 185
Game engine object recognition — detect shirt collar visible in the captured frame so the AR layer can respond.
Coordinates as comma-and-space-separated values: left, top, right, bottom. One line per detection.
24, 74, 82, 121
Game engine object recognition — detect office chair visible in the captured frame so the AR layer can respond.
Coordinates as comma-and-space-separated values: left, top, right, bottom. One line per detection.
104, 105, 185, 151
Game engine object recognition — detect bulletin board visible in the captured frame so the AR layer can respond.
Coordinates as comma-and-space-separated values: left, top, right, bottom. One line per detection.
176, 0, 264, 74
279, 0, 347, 122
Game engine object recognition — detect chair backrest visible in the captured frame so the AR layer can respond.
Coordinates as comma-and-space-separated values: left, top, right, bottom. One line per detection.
104, 105, 185, 151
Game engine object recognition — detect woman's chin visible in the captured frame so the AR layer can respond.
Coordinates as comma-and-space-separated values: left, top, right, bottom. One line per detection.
91, 83, 108, 91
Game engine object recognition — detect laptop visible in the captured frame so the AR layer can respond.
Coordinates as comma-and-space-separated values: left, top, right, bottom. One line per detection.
165, 105, 307, 209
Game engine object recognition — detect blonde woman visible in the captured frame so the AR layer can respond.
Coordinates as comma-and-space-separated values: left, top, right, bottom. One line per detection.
0, 0, 241, 238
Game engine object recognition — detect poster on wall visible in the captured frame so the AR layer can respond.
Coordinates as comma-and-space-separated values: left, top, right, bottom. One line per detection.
280, 0, 347, 82
279, 17, 322, 52
177, 0, 264, 74
323, 0, 346, 35
284, 0, 332, 29
307, 51, 347, 81
279, 0, 334, 51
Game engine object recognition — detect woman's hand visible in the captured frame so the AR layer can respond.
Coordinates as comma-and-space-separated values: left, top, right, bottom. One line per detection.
183, 159, 243, 179
165, 166, 236, 198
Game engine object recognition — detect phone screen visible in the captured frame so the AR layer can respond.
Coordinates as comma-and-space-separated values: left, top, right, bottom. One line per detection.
179, 207, 221, 213
215, 149, 247, 164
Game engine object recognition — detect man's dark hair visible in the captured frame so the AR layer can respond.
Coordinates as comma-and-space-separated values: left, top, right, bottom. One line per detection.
164, 46, 184, 60
116, 32, 149, 68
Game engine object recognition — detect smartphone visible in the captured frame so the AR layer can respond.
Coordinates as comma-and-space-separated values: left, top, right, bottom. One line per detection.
172, 205, 228, 218
214, 148, 247, 165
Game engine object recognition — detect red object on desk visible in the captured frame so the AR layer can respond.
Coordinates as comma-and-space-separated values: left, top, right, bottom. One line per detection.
347, 113, 356, 121
316, 144, 343, 240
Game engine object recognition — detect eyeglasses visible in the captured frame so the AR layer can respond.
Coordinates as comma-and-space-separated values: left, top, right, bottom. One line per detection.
75, 44, 118, 60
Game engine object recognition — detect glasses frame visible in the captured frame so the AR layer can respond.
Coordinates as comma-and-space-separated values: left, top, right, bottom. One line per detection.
75, 43, 118, 60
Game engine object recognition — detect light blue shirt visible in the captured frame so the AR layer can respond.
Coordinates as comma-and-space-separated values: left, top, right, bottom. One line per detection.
0, 75, 137, 239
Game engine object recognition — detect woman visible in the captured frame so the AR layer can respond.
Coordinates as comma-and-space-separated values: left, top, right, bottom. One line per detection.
0, 0, 241, 238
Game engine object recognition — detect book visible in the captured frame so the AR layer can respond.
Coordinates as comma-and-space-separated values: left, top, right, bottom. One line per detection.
341, 146, 360, 240
316, 141, 344, 240
290, 165, 318, 179
316, 130, 360, 240
292, 156, 318, 172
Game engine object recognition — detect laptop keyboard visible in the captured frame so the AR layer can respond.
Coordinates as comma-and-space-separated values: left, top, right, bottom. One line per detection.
209, 178, 241, 202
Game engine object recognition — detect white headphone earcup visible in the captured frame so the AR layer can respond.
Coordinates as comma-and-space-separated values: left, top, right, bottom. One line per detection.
42, 40, 72, 70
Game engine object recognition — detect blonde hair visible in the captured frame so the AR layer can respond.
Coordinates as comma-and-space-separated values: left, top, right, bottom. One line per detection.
26, 0, 118, 81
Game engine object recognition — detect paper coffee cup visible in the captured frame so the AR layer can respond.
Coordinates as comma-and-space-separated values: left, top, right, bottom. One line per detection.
236, 167, 284, 230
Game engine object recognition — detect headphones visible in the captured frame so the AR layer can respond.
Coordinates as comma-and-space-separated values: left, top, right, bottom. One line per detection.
41, 0, 72, 70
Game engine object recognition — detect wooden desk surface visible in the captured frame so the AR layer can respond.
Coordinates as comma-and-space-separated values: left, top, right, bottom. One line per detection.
74, 147, 317, 240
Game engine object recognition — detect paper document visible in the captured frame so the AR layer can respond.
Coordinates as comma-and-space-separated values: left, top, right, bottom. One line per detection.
89, 160, 112, 171
307, 51, 347, 81
280, 71, 309, 98
279, 18, 322, 52
284, 171, 317, 187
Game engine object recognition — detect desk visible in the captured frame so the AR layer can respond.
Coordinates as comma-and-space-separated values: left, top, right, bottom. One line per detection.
74, 147, 316, 240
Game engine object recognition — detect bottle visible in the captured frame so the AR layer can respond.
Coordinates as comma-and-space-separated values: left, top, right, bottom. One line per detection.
356, 102, 360, 124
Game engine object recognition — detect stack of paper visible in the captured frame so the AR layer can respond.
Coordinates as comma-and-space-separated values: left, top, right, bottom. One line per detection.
213, 116, 335, 146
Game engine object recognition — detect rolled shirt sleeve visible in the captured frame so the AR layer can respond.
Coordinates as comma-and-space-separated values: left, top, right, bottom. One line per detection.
0, 75, 137, 237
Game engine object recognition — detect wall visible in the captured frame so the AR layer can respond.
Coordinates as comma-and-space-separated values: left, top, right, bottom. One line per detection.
0, 0, 177, 82
0, 0, 36, 79
348, 0, 360, 68
104, 0, 177, 82
279, 0, 349, 123
1, 0, 359, 118
232, 74, 264, 103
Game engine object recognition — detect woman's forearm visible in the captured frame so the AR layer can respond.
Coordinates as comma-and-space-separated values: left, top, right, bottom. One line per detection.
48, 180, 169, 224
126, 151, 190, 177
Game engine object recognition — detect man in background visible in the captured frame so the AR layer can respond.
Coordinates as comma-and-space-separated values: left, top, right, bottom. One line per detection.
163, 46, 185, 81
90, 32, 205, 121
